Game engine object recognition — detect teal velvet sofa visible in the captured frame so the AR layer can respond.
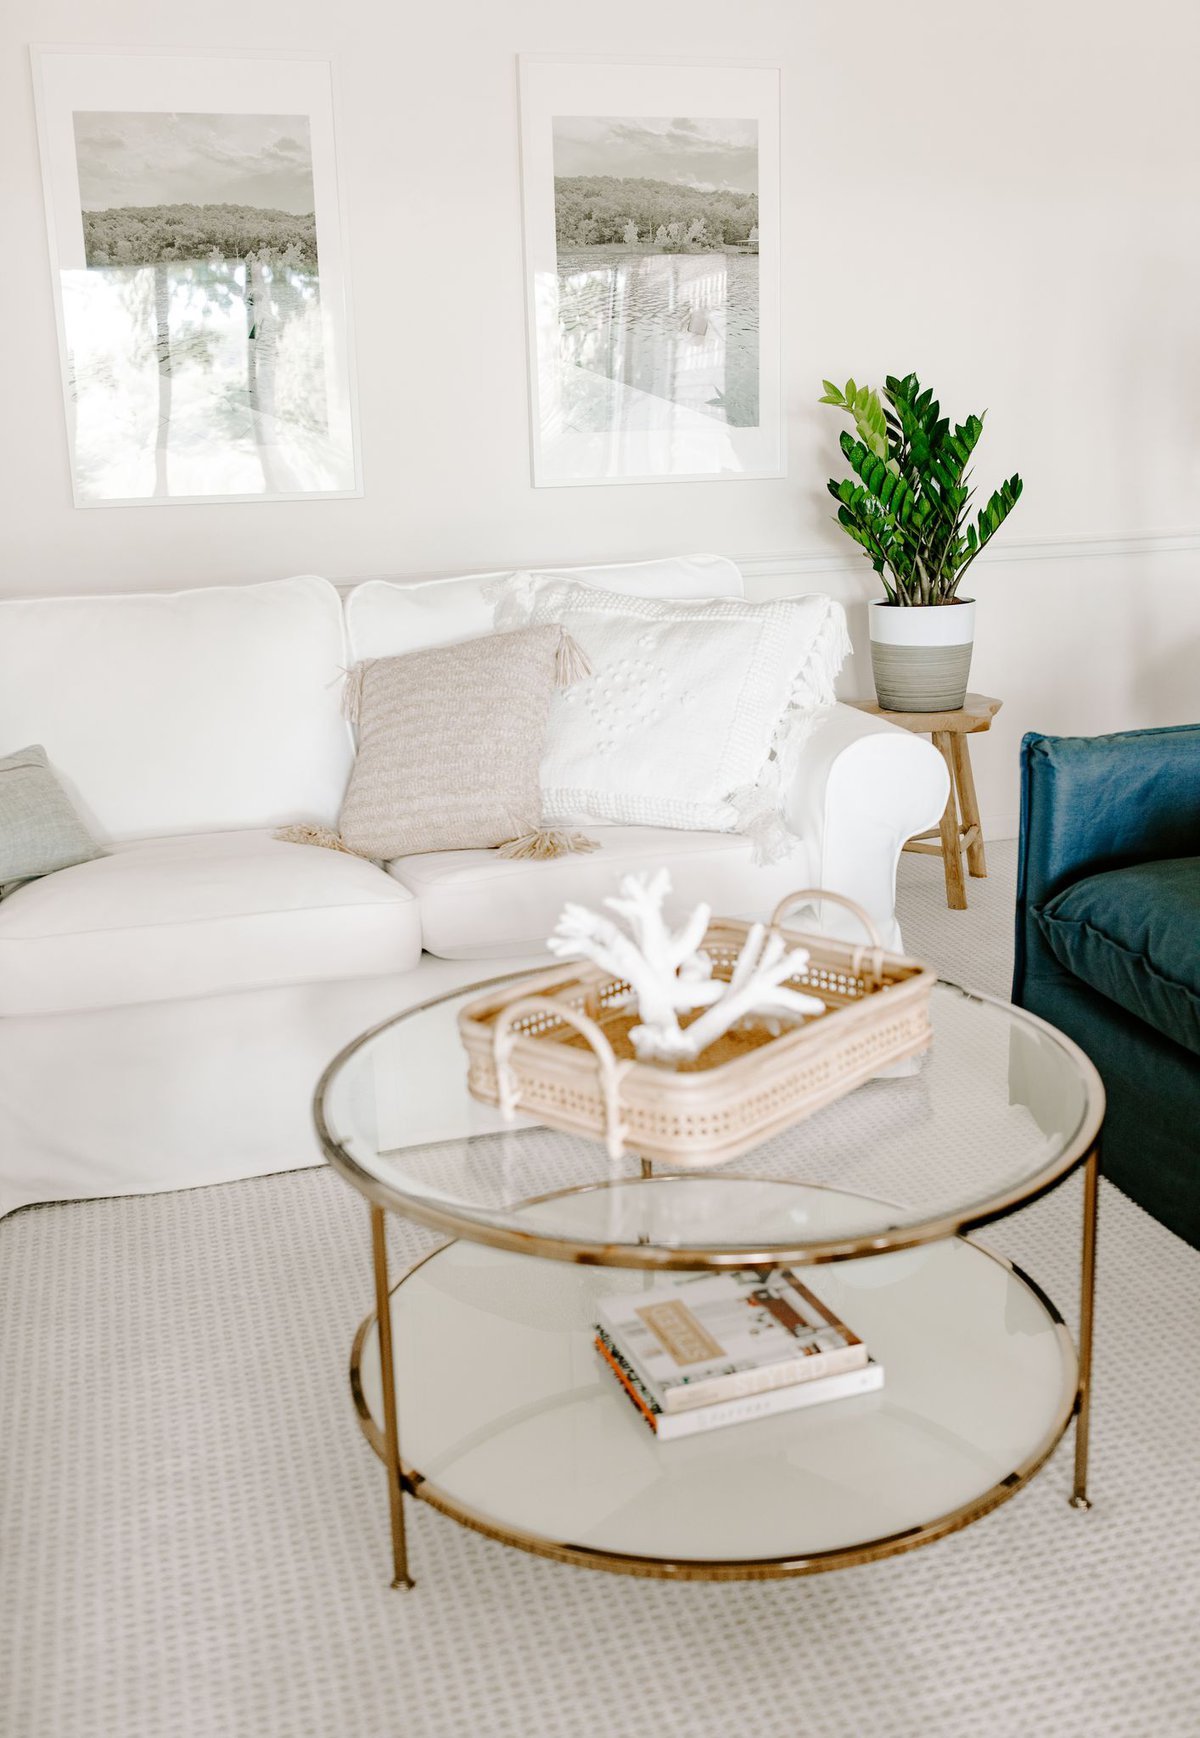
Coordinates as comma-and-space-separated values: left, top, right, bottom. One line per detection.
1013, 724, 1200, 1247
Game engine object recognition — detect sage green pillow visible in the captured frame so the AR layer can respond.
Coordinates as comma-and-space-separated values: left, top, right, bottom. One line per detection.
0, 744, 103, 892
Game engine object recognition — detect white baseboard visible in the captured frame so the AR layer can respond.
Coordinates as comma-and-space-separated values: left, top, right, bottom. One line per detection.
979, 814, 1020, 845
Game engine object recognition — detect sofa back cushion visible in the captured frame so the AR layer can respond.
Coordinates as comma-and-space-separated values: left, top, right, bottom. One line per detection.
344, 553, 744, 661
0, 576, 353, 842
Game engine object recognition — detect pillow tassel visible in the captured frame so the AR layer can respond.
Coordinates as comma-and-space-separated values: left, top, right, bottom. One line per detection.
341, 662, 367, 724
497, 828, 600, 861
554, 627, 592, 689
276, 823, 364, 855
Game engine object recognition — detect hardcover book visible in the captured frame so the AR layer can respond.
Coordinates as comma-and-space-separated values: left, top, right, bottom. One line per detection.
595, 1329, 884, 1440
596, 1269, 867, 1413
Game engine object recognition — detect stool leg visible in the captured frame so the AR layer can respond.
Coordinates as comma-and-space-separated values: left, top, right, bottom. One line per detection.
932, 731, 967, 909
950, 734, 987, 878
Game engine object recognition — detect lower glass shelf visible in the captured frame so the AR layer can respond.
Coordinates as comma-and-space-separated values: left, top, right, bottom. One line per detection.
352, 1182, 1078, 1579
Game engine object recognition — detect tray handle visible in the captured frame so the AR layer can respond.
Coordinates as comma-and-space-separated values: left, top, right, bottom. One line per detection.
491, 996, 632, 1164
769, 889, 886, 989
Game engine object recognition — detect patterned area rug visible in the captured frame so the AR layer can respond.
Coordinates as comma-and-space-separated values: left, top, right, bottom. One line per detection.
2, 842, 1198, 1738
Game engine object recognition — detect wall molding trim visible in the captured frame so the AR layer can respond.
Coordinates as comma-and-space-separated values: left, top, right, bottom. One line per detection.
734, 527, 1200, 582
330, 527, 1200, 594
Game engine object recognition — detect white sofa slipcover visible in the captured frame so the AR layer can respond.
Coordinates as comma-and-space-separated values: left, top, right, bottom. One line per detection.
0, 830, 422, 1017
0, 559, 948, 1219
0, 574, 353, 840
343, 552, 743, 661
388, 825, 816, 959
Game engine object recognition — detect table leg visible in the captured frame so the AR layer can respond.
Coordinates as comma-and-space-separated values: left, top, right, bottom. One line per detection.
370, 1203, 415, 1588
1069, 1146, 1100, 1511
931, 731, 967, 909
950, 734, 988, 878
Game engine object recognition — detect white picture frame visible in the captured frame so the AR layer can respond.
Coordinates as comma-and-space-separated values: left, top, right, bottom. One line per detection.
519, 54, 782, 488
31, 46, 361, 507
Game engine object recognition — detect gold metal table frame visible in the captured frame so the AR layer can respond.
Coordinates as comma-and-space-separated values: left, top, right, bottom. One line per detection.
314, 978, 1104, 1590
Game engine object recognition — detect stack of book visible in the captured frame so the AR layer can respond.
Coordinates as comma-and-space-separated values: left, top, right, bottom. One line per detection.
594, 1268, 882, 1440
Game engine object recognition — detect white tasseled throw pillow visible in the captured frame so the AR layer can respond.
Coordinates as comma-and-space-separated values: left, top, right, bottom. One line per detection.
336, 625, 577, 859
490, 578, 851, 858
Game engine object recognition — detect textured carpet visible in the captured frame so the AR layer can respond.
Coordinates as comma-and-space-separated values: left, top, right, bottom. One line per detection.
2, 842, 1198, 1738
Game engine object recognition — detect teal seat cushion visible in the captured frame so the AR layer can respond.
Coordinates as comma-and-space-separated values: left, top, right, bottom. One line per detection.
1038, 857, 1200, 1057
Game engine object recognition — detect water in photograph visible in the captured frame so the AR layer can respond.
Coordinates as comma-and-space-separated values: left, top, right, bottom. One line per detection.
556, 248, 759, 433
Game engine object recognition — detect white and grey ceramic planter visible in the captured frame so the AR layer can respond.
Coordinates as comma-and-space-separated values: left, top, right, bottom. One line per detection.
868, 598, 975, 712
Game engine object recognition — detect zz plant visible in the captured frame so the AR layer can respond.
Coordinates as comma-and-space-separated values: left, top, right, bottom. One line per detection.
820, 373, 1023, 606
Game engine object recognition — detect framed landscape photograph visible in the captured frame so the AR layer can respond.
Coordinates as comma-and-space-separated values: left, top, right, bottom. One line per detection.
519, 56, 782, 486
32, 49, 360, 506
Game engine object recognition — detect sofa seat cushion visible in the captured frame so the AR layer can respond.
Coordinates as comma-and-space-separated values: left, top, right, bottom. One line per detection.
1038, 857, 1200, 1056
387, 826, 814, 960
0, 830, 422, 1015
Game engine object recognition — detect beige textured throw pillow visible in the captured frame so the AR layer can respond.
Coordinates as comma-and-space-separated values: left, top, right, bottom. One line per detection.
336, 625, 575, 858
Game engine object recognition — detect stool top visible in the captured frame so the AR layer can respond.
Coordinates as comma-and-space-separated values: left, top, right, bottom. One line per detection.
849, 694, 1003, 734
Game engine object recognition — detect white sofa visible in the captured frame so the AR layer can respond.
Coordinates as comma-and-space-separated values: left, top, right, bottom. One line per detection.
0, 558, 949, 1219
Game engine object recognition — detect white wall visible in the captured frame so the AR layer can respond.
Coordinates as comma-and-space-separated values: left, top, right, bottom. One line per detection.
1, 0, 1198, 837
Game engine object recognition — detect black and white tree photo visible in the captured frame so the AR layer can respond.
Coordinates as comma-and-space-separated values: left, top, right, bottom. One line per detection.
67, 109, 339, 499
35, 52, 359, 506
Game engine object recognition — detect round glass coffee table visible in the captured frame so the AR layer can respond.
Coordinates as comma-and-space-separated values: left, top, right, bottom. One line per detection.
315, 977, 1104, 1588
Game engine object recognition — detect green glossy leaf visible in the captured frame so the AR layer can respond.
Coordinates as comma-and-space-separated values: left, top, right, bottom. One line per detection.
825, 372, 1021, 602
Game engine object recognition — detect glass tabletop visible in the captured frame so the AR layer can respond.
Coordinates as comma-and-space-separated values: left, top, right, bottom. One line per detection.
315, 975, 1105, 1266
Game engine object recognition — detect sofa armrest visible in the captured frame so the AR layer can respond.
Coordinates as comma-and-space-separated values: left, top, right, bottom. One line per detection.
1014, 724, 1200, 1005
783, 704, 950, 951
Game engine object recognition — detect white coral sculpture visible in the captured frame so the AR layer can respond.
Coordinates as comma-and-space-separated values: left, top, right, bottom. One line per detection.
547, 869, 825, 1063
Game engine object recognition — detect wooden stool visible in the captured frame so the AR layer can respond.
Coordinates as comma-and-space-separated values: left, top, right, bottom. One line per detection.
850, 695, 1003, 910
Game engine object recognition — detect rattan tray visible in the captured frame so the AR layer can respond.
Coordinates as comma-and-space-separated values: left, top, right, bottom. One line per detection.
458, 890, 935, 1170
